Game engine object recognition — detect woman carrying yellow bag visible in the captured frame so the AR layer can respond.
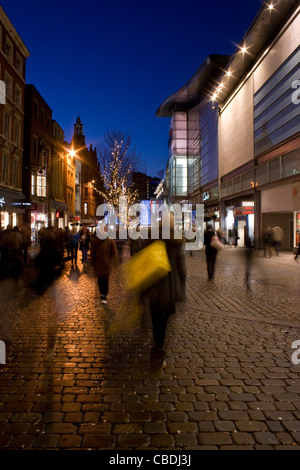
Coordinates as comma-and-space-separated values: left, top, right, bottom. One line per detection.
133, 217, 187, 352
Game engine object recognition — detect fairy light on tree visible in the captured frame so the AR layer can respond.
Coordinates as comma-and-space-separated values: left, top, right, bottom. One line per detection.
93, 131, 144, 220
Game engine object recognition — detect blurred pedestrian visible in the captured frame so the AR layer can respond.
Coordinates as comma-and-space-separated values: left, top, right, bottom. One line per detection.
295, 241, 300, 262
0, 225, 12, 277
141, 216, 186, 351
57, 228, 65, 255
80, 227, 90, 266
7, 226, 23, 280
130, 224, 145, 256
204, 224, 218, 280
64, 226, 71, 257
262, 226, 272, 257
271, 225, 284, 256
233, 227, 239, 247
34, 227, 63, 291
20, 223, 31, 265
245, 236, 254, 290
69, 226, 80, 268
228, 228, 233, 247
91, 225, 118, 304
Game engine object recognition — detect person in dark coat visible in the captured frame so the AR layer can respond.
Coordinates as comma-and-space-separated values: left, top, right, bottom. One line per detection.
7, 226, 23, 280
141, 218, 186, 351
20, 223, 31, 265
79, 227, 90, 266
91, 227, 118, 304
69, 227, 80, 268
204, 224, 218, 280
34, 227, 63, 292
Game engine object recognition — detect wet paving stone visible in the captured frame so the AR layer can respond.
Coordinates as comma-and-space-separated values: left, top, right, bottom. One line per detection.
1, 248, 300, 449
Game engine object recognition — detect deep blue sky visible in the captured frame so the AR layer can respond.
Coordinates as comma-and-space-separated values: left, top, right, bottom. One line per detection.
2, 0, 264, 177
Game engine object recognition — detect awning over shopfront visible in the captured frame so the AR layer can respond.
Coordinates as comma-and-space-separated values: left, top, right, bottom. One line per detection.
0, 188, 27, 213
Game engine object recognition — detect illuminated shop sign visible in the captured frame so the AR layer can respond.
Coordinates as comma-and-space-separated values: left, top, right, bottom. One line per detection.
234, 201, 254, 216
12, 202, 31, 206
0, 197, 5, 207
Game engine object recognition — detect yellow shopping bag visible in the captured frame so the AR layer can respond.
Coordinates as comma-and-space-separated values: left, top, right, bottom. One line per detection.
120, 240, 171, 292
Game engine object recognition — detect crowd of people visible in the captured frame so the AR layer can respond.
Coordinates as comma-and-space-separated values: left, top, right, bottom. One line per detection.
0, 224, 96, 282
0, 224, 31, 280
262, 225, 285, 257
0, 218, 289, 353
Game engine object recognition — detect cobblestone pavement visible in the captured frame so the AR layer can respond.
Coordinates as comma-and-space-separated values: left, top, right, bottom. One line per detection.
1, 245, 300, 450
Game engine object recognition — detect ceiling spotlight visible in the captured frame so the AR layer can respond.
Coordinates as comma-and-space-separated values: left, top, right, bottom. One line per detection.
226, 70, 232, 77
241, 45, 247, 54
268, 3, 274, 10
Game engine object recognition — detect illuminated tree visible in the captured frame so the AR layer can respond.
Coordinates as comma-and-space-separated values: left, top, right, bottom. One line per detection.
93, 131, 144, 216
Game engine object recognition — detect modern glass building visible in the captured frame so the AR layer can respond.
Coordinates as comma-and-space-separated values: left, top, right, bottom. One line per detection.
156, 54, 229, 226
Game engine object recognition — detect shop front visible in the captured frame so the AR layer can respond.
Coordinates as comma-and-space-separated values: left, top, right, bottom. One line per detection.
0, 188, 27, 229
260, 183, 298, 251
224, 200, 254, 246
31, 202, 48, 245
50, 201, 69, 230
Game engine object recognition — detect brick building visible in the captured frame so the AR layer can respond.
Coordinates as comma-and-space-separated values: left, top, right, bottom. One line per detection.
71, 117, 101, 226
0, 6, 30, 229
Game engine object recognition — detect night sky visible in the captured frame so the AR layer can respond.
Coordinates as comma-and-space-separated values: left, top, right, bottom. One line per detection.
2, 0, 264, 177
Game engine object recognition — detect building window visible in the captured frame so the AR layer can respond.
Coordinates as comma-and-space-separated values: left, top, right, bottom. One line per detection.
281, 149, 300, 178
84, 202, 88, 215
15, 53, 23, 75
36, 175, 46, 197
33, 137, 38, 158
254, 46, 300, 156
269, 157, 280, 182
31, 174, 35, 195
13, 160, 19, 187
3, 111, 10, 139
0, 75, 5, 104
15, 86, 22, 108
255, 163, 268, 186
4, 73, 12, 100
2, 154, 9, 184
5, 37, 13, 61
14, 119, 20, 146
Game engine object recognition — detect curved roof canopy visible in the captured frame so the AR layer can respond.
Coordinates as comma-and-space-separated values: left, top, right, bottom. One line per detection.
156, 0, 299, 117
156, 54, 230, 117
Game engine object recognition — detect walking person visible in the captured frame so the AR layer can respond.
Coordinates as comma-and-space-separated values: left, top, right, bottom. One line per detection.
91, 225, 118, 304
20, 223, 31, 266
262, 226, 272, 257
271, 225, 284, 256
140, 216, 186, 352
7, 226, 23, 281
69, 226, 80, 268
204, 224, 218, 280
79, 226, 90, 266
245, 236, 254, 290
233, 227, 239, 247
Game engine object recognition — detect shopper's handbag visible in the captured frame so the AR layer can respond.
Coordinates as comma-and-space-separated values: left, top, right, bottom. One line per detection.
120, 240, 171, 293
210, 235, 224, 251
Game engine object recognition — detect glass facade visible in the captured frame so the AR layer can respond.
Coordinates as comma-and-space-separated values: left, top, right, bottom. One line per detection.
168, 101, 219, 199
221, 148, 300, 197
254, 46, 300, 156
168, 113, 188, 197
